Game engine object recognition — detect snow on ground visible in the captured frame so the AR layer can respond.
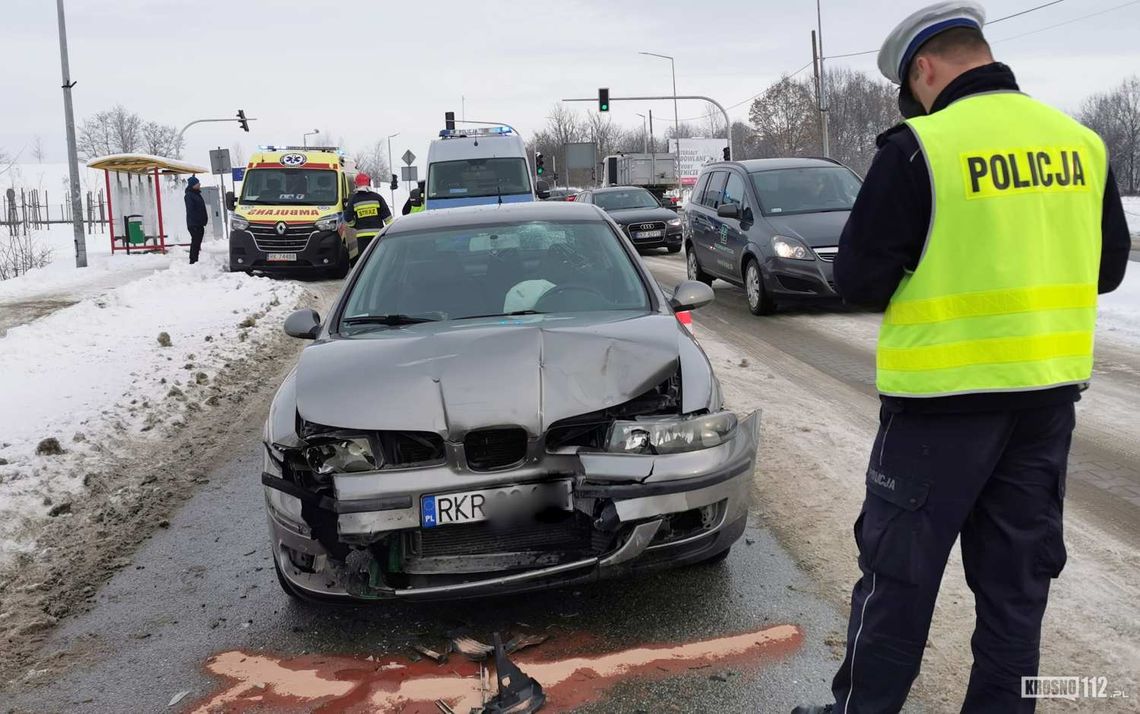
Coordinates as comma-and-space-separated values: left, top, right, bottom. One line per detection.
0, 242, 303, 565
1123, 195, 1140, 238
1099, 254, 1140, 346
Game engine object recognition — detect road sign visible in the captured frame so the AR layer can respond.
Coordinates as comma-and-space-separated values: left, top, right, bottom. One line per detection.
401, 166, 419, 182
565, 142, 597, 171
402, 150, 416, 166
209, 149, 232, 175
231, 167, 245, 182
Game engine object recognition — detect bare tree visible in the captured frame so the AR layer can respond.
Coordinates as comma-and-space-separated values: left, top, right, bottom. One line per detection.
824, 68, 899, 175
231, 142, 246, 168
31, 136, 45, 163
77, 105, 143, 159
702, 106, 726, 138
141, 121, 183, 158
0, 233, 53, 281
351, 140, 390, 182
1080, 75, 1140, 194
749, 77, 820, 157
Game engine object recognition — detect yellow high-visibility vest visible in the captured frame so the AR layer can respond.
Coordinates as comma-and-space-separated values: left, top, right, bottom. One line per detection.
410, 203, 426, 213
877, 91, 1107, 397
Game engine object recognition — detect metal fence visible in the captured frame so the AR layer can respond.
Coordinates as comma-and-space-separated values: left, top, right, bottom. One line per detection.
2, 186, 106, 237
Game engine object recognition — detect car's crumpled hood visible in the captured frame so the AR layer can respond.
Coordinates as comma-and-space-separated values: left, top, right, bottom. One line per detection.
605, 207, 679, 225
294, 312, 697, 437
764, 211, 849, 247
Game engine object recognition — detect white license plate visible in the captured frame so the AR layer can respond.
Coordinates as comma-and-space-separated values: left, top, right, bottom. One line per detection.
634, 230, 664, 239
421, 481, 572, 528
266, 252, 297, 262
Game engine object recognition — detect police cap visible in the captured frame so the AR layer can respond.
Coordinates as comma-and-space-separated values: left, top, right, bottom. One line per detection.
878, 1, 987, 85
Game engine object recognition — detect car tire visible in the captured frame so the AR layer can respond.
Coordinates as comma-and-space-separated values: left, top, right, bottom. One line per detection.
686, 244, 713, 286
744, 258, 776, 316
329, 242, 350, 280
666, 245, 681, 254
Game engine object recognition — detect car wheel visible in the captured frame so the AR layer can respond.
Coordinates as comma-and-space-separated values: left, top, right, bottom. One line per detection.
744, 258, 776, 316
686, 245, 713, 286
328, 242, 350, 279
666, 245, 681, 254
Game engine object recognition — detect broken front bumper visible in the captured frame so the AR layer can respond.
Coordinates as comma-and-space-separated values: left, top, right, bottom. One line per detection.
262, 412, 760, 601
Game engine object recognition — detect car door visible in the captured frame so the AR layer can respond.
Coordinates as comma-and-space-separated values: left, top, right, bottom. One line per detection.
718, 171, 752, 279
691, 171, 727, 276
699, 171, 733, 278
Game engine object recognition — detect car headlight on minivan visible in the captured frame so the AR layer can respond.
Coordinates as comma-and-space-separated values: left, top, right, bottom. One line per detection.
772, 235, 813, 261
605, 412, 738, 455
231, 216, 250, 231
303, 435, 380, 474
315, 215, 341, 232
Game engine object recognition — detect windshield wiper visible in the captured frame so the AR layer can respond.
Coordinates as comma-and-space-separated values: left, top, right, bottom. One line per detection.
342, 314, 439, 327
454, 310, 546, 321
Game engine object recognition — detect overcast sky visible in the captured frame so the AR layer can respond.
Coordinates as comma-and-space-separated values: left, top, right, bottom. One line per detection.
3, 0, 1139, 176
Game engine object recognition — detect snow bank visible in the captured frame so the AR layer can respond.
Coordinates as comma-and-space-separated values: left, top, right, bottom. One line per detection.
1099, 260, 1140, 346
0, 243, 303, 565
1123, 195, 1140, 238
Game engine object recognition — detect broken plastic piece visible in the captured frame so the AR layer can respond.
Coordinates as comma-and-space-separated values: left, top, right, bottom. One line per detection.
483, 632, 546, 714
412, 643, 449, 664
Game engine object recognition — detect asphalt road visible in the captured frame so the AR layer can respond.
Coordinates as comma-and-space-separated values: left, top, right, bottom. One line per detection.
2, 273, 848, 714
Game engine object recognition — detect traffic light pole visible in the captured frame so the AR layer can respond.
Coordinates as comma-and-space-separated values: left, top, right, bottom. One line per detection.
564, 94, 732, 160
176, 116, 257, 144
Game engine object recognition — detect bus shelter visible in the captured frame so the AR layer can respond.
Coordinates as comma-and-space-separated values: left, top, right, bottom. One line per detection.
87, 153, 207, 254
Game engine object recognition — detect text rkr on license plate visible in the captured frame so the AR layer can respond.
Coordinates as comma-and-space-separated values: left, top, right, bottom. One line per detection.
421, 481, 573, 528
266, 252, 297, 261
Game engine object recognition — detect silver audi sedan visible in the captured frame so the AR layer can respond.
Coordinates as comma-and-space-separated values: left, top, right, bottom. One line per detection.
261, 201, 761, 601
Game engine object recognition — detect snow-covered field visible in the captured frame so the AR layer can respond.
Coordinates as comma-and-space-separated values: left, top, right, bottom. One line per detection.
1124, 195, 1140, 238
0, 240, 303, 565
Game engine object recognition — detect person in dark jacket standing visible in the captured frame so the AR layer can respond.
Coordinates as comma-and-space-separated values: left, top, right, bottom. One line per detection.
793, 3, 1131, 714
184, 176, 208, 264
402, 180, 427, 215
343, 172, 392, 254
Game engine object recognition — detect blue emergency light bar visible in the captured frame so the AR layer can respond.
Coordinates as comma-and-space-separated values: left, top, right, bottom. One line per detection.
438, 126, 512, 139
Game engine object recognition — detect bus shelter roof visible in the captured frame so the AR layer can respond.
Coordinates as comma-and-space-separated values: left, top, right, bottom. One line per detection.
87, 153, 207, 175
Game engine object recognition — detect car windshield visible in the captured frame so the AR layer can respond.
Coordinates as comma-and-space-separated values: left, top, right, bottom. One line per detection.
593, 189, 660, 211
427, 158, 531, 200
339, 220, 650, 332
749, 167, 861, 216
240, 169, 339, 206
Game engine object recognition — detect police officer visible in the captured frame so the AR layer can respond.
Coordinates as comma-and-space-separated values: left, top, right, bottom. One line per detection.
343, 172, 392, 254
793, 3, 1131, 713
402, 180, 427, 215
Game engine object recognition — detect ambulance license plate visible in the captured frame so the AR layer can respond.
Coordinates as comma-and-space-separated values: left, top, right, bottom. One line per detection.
420, 481, 573, 528
266, 253, 297, 262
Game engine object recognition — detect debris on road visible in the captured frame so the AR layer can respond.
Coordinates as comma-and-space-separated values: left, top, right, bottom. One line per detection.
483, 633, 546, 714
167, 690, 189, 707
452, 632, 550, 661
413, 643, 450, 664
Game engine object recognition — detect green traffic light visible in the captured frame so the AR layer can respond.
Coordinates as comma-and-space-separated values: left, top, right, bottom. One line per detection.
537, 167, 544, 175
601, 104, 608, 111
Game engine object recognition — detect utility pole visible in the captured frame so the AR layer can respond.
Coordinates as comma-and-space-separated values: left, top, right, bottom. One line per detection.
649, 109, 656, 183
816, 0, 831, 158
55, 0, 86, 268
812, 31, 827, 156
636, 113, 648, 152
386, 132, 399, 210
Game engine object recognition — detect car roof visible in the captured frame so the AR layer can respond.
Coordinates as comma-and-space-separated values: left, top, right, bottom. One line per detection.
702, 157, 843, 173
385, 201, 605, 233
589, 186, 653, 193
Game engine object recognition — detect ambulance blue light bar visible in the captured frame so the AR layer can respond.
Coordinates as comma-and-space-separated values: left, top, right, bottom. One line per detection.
438, 126, 512, 138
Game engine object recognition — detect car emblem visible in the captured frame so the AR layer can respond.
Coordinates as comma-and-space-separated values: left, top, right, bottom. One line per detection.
275, 221, 287, 236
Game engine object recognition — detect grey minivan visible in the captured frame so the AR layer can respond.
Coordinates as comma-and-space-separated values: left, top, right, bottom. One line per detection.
683, 158, 861, 315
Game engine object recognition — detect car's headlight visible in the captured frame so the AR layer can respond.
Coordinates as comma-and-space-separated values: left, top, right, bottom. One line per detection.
231, 216, 249, 231
772, 235, 813, 261
315, 215, 341, 232
605, 412, 738, 455
667, 217, 682, 227
304, 436, 380, 474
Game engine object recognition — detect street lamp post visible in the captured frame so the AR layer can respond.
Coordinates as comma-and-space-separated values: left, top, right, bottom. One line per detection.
386, 132, 399, 210
303, 129, 319, 147
639, 52, 680, 177
635, 113, 648, 152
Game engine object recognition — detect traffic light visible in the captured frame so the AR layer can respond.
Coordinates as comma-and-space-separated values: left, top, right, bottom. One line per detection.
390, 174, 399, 190
445, 111, 455, 132
723, 146, 731, 161
237, 109, 249, 132
535, 152, 545, 176
598, 88, 609, 112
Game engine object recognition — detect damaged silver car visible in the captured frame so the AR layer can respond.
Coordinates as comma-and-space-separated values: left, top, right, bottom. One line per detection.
261, 202, 761, 601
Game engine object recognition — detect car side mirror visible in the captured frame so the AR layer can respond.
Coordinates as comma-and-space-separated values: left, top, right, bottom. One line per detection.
535, 179, 551, 200
670, 280, 715, 312
225, 191, 236, 211
716, 203, 740, 219
284, 308, 321, 339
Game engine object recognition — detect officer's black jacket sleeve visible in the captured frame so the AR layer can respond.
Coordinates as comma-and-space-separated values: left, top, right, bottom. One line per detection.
402, 198, 413, 216
834, 129, 928, 311
378, 196, 393, 222
1099, 167, 1131, 294
343, 193, 357, 225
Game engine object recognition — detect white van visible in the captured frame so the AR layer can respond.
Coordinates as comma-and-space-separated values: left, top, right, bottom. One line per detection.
424, 127, 540, 210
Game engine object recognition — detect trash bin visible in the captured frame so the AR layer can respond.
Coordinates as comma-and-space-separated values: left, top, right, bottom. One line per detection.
124, 214, 146, 245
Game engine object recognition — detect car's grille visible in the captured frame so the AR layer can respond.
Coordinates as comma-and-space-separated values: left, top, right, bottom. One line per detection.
380, 431, 445, 467
626, 221, 667, 234
814, 246, 839, 263
465, 428, 527, 471
248, 222, 315, 252
414, 514, 598, 557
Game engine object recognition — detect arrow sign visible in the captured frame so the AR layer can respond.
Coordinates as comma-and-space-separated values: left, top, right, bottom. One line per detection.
402, 150, 416, 166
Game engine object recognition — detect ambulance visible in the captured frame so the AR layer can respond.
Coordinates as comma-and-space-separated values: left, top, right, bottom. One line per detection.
227, 146, 358, 277
424, 126, 547, 210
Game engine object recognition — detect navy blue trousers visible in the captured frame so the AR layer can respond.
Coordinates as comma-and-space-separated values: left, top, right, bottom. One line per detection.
832, 402, 1074, 713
